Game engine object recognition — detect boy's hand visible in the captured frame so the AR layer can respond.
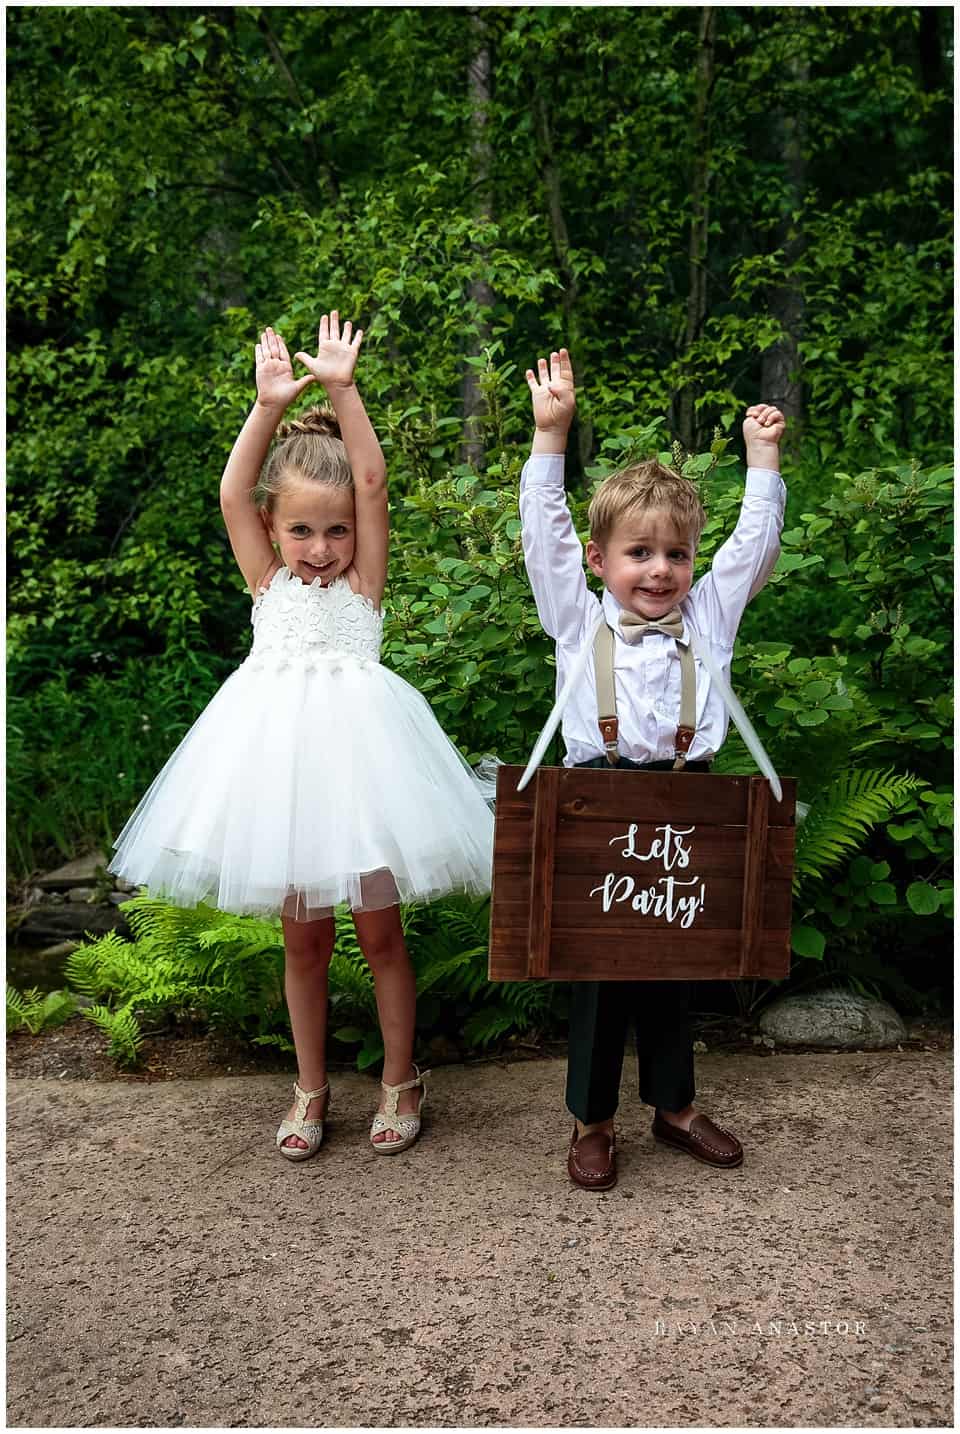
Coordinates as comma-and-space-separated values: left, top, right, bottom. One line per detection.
743, 403, 786, 471
526, 347, 576, 453
255, 327, 317, 411
294, 310, 364, 392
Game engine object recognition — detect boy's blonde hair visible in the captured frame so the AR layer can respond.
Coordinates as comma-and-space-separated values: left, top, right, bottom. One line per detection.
588, 460, 706, 548
254, 407, 353, 511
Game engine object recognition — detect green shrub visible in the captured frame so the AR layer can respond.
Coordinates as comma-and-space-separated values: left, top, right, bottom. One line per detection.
61, 891, 562, 1071
6, 984, 77, 1035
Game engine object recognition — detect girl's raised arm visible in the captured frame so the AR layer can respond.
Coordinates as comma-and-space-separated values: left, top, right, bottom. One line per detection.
295, 313, 388, 608
220, 328, 316, 596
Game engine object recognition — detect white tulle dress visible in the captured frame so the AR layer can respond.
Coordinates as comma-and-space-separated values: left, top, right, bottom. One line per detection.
109, 568, 495, 918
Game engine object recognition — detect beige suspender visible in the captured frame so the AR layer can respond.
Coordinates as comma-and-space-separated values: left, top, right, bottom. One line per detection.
593, 621, 697, 769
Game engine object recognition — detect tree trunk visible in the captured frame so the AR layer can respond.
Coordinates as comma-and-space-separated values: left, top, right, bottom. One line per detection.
917, 7, 946, 94
761, 45, 809, 424
461, 11, 495, 469
533, 88, 593, 473
676, 6, 716, 452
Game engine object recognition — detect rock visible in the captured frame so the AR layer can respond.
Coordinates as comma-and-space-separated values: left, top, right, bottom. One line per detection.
113, 877, 137, 894
13, 903, 129, 947
38, 941, 81, 959
758, 988, 907, 1050
34, 852, 109, 892
66, 887, 98, 904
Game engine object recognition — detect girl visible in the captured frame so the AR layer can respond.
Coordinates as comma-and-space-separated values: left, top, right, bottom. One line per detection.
110, 313, 494, 1160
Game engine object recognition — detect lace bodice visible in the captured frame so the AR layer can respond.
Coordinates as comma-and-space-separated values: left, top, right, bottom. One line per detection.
246, 568, 383, 669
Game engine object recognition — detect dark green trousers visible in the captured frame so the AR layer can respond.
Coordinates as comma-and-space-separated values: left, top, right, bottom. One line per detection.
565, 757, 710, 1124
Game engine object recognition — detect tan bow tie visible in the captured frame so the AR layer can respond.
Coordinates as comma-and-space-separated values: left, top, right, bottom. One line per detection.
619, 607, 685, 643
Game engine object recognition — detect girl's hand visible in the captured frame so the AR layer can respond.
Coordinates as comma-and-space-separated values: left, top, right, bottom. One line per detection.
526, 348, 576, 435
743, 403, 786, 448
294, 311, 364, 392
255, 327, 317, 411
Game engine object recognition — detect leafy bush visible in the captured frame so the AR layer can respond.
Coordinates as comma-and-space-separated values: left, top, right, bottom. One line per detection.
7, 657, 228, 878
6, 984, 77, 1035
85, 1004, 144, 1068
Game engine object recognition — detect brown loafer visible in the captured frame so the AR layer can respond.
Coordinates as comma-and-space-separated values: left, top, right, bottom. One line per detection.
568, 1124, 617, 1190
652, 1111, 743, 1168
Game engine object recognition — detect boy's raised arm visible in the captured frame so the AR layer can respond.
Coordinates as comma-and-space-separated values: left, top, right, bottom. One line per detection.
519, 349, 599, 645
691, 403, 787, 645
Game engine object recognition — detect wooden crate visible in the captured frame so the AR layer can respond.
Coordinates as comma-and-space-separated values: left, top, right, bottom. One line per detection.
488, 765, 796, 982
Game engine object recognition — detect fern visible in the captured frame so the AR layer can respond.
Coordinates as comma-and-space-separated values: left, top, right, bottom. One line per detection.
794, 768, 922, 890
497, 979, 555, 1019
462, 1006, 524, 1047
252, 1031, 296, 1053
59, 889, 559, 1072
7, 984, 31, 1033
36, 989, 78, 1030
412, 898, 492, 1001
65, 931, 136, 997
327, 955, 377, 1017
85, 1004, 144, 1066
7, 984, 77, 1035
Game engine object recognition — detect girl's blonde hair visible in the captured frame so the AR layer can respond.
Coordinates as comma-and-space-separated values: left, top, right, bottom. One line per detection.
588, 460, 706, 548
254, 407, 353, 511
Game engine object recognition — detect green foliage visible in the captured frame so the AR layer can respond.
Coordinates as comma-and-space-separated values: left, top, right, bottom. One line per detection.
786, 767, 947, 980
85, 1004, 144, 1067
64, 898, 287, 1047
60, 891, 561, 1071
793, 769, 923, 890
6, 984, 78, 1035
6, 657, 227, 877
411, 897, 562, 1048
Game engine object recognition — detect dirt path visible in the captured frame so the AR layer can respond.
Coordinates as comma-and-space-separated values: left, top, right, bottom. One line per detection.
7, 1051, 952, 1428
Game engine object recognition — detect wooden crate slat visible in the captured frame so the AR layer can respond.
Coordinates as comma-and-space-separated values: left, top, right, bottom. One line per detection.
547, 931, 790, 981
738, 777, 770, 978
525, 767, 559, 978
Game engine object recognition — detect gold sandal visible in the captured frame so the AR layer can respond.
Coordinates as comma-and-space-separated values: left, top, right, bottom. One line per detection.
369, 1065, 429, 1155
276, 1080, 329, 1162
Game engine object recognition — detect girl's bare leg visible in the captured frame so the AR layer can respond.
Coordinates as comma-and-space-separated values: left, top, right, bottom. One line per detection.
281, 911, 336, 1150
353, 903, 420, 1144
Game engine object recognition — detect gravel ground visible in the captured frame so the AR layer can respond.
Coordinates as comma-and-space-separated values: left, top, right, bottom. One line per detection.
7, 1050, 953, 1428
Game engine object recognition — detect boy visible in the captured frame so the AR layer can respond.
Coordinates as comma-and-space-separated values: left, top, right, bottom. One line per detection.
520, 348, 785, 1190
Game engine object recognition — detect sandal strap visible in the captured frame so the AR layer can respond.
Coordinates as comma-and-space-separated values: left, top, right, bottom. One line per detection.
380, 1066, 430, 1117
379, 1065, 430, 1097
292, 1080, 329, 1122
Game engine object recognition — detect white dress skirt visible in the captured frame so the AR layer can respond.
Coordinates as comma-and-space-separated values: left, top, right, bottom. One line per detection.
109, 569, 495, 918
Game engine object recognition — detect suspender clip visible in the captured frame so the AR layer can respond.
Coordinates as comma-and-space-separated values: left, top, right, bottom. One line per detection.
673, 724, 695, 770
598, 715, 620, 766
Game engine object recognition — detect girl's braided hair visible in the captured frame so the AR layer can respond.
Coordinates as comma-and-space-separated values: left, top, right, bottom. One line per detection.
254, 406, 353, 511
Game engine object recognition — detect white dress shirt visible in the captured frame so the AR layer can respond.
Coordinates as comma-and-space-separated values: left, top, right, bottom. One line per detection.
519, 453, 786, 765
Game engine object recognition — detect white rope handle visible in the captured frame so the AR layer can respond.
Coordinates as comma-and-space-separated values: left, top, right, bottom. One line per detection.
516, 608, 605, 792
687, 634, 783, 803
